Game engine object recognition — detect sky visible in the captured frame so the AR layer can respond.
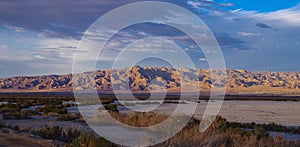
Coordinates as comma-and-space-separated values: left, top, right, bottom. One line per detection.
0, 0, 300, 78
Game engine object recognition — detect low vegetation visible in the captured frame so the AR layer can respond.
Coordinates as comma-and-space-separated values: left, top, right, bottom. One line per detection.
0, 99, 73, 120
70, 132, 114, 147
0, 94, 300, 146
56, 113, 81, 121
104, 104, 119, 113
1, 112, 300, 146
227, 121, 300, 134
36, 104, 68, 115
39, 125, 81, 143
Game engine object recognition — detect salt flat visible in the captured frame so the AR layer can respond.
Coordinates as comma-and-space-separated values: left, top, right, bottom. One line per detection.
217, 101, 300, 126
119, 100, 300, 126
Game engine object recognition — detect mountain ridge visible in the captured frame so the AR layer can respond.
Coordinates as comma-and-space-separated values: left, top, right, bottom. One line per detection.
1, 66, 300, 95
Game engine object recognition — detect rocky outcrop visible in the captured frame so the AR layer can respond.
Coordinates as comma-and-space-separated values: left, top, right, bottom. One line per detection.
1, 66, 300, 92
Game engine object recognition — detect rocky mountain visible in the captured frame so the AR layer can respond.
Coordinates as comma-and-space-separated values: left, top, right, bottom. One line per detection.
1, 66, 300, 94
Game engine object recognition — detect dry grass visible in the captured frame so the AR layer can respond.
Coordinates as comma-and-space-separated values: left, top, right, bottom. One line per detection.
111, 112, 168, 127
89, 111, 300, 146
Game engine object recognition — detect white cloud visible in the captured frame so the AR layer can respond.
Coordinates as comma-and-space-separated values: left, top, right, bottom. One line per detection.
187, 1, 203, 9
219, 3, 234, 7
13, 26, 26, 33
33, 55, 45, 59
138, 31, 147, 36
232, 5, 300, 27
36, 37, 78, 59
238, 32, 261, 37
199, 58, 207, 61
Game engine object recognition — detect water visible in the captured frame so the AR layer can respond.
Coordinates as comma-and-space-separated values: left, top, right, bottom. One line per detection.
270, 131, 300, 141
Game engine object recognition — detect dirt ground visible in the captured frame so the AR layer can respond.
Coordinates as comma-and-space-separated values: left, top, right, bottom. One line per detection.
0, 128, 66, 147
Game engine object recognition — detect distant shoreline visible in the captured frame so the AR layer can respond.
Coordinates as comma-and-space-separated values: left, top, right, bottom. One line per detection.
0, 91, 299, 101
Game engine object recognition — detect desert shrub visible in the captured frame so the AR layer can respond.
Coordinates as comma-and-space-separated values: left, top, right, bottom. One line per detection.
70, 132, 114, 147
226, 121, 300, 134
57, 114, 73, 121
34, 99, 47, 106
18, 100, 35, 108
39, 125, 63, 140
36, 104, 67, 114
62, 128, 81, 143
294, 126, 300, 134
104, 104, 119, 113
0, 103, 21, 113
13, 125, 19, 130
48, 100, 63, 106
156, 115, 300, 147
101, 99, 115, 105
63, 103, 75, 107
107, 112, 169, 127
56, 113, 81, 121
2, 109, 39, 120
39, 125, 81, 143
253, 125, 269, 140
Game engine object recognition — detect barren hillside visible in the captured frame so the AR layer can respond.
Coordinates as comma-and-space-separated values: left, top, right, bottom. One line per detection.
1, 66, 300, 94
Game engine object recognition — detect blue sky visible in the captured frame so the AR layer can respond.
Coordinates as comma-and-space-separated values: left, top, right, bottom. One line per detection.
0, 0, 300, 78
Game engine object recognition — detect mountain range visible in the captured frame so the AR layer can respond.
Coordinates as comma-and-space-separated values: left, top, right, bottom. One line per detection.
1, 66, 300, 95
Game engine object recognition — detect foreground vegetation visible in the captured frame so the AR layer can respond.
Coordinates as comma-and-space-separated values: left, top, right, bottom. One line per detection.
1, 112, 300, 147
0, 93, 300, 146
227, 121, 300, 134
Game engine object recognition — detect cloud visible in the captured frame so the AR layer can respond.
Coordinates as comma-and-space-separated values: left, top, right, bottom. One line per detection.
0, 0, 146, 38
219, 3, 234, 7
1, 0, 300, 77
0, 26, 80, 77
215, 33, 249, 49
199, 58, 207, 61
187, 1, 203, 9
232, 4, 300, 27
12, 26, 26, 33
238, 32, 261, 36
256, 23, 272, 29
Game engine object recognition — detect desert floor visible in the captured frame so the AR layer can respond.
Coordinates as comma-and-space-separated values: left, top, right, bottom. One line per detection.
1, 101, 299, 131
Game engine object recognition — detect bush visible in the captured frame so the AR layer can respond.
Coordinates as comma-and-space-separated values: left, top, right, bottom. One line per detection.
226, 121, 300, 134
56, 114, 80, 121
254, 125, 269, 140
104, 104, 119, 113
62, 128, 81, 143
13, 125, 19, 130
36, 104, 67, 115
39, 125, 63, 140
2, 110, 38, 120
71, 132, 114, 147
39, 125, 81, 143
0, 103, 21, 113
